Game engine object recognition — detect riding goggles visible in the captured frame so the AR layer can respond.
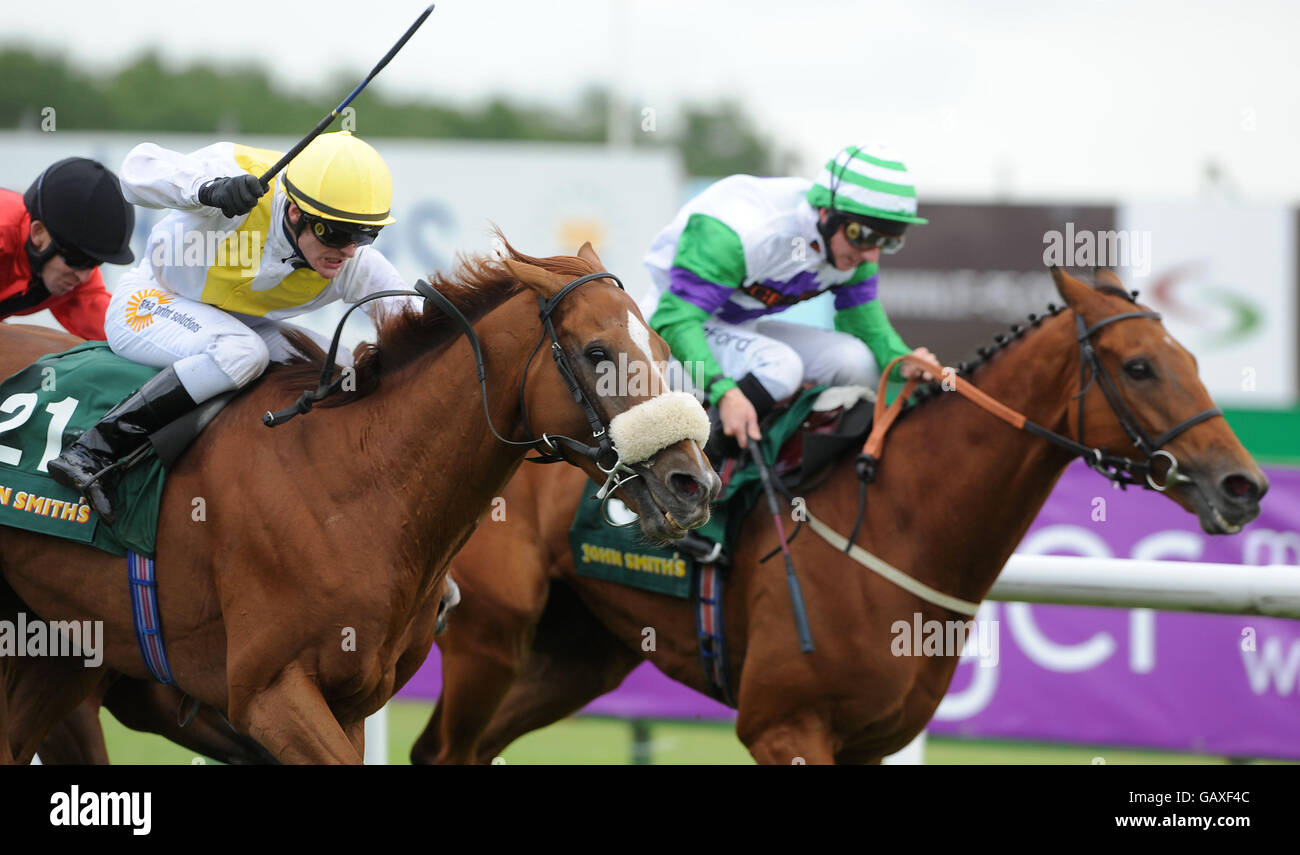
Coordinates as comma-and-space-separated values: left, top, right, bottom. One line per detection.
844, 220, 905, 254
303, 213, 383, 249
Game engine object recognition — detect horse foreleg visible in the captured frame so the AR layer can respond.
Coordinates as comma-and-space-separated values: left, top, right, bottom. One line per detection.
414, 657, 522, 765
344, 718, 365, 761
2, 660, 106, 765
740, 713, 837, 765
35, 696, 110, 764
471, 583, 640, 763
103, 676, 276, 764
411, 559, 551, 766
235, 663, 361, 765
411, 596, 544, 765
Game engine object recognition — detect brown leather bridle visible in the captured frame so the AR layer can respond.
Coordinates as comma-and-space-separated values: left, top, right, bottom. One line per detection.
839, 303, 1223, 552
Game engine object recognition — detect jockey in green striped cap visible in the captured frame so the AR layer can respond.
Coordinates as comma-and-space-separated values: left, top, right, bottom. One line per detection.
809, 143, 929, 265
640, 142, 936, 456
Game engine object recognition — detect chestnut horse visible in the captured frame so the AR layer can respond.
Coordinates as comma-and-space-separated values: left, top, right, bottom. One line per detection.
0, 240, 719, 764
406, 268, 1267, 764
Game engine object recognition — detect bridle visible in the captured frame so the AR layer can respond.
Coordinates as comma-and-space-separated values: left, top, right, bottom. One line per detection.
1062, 309, 1222, 491
514, 272, 642, 502
786, 299, 1231, 627
835, 300, 1227, 561
860, 303, 1224, 495
263, 272, 641, 503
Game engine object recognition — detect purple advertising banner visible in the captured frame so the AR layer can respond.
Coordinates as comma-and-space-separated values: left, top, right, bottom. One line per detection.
927, 461, 1300, 758
400, 462, 1300, 758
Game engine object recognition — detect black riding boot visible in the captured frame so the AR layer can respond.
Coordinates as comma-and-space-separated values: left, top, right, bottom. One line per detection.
47, 365, 197, 525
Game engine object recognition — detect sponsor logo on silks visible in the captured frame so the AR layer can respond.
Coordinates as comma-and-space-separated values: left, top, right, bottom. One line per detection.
1151, 263, 1262, 349
123, 288, 172, 332
49, 785, 151, 836
123, 288, 203, 335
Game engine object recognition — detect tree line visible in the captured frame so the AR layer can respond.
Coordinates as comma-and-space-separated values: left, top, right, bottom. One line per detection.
0, 48, 781, 177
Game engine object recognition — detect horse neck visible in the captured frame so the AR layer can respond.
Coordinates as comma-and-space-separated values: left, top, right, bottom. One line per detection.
325, 293, 541, 573
850, 314, 1084, 604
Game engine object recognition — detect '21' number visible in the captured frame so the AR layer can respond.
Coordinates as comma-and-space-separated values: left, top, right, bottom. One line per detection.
0, 393, 79, 472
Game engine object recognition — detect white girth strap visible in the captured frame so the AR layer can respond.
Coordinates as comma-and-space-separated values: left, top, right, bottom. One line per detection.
804, 510, 981, 617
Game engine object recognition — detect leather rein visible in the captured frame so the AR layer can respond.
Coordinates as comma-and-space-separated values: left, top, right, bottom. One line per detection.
860, 306, 1221, 493
833, 304, 1223, 559
262, 272, 642, 503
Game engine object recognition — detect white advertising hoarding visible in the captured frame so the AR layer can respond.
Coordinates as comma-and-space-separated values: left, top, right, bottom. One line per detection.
1117, 202, 1296, 407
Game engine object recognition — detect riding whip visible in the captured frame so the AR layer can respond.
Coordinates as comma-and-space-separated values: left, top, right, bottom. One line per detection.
748, 443, 815, 653
257, 4, 436, 186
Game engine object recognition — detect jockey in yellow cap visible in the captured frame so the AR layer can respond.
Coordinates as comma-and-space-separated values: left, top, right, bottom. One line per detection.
49, 132, 411, 523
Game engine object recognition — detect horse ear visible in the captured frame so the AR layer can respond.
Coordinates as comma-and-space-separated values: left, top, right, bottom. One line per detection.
1050, 266, 1098, 311
576, 241, 605, 271
1093, 267, 1125, 290
503, 259, 567, 299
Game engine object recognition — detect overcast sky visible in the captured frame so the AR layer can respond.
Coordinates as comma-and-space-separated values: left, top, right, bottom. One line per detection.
9, 0, 1299, 202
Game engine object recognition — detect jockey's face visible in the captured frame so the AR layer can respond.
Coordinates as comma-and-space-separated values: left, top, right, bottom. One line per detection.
288, 204, 357, 280
29, 221, 97, 296
819, 209, 882, 270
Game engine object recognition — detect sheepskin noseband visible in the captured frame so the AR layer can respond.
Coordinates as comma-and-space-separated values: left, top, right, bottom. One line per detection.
607, 391, 710, 465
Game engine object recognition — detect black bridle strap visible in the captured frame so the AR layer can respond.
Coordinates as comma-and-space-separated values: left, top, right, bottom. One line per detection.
861, 307, 1223, 494
263, 288, 422, 426
1151, 409, 1223, 449
540, 302, 614, 466
1078, 311, 1162, 339
1073, 312, 1222, 470
264, 271, 631, 475
837, 302, 1228, 571
524, 271, 627, 468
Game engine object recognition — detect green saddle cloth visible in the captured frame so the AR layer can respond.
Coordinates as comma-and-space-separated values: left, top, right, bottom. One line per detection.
569, 386, 825, 597
0, 342, 167, 557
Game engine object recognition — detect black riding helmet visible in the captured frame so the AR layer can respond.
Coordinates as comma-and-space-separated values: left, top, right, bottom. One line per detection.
23, 157, 135, 266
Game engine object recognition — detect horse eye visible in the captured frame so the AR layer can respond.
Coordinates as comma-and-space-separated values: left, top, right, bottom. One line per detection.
1124, 358, 1154, 380
585, 346, 609, 365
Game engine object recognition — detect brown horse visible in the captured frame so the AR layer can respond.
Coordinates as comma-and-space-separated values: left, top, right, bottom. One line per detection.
35, 578, 460, 765
406, 267, 1267, 764
0, 239, 719, 764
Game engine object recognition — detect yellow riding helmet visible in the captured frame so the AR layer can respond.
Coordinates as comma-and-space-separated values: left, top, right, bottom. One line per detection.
282, 131, 397, 226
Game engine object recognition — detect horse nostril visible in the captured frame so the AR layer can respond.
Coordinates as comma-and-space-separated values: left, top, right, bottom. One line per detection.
1221, 473, 1260, 503
670, 472, 702, 499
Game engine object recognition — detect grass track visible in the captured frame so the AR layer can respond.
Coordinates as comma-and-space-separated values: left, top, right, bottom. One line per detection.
88, 699, 1281, 765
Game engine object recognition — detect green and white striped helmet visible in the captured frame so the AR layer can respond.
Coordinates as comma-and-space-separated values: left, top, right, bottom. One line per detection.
806, 143, 928, 226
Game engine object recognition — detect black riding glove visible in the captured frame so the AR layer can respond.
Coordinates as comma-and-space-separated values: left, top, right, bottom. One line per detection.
197, 174, 267, 218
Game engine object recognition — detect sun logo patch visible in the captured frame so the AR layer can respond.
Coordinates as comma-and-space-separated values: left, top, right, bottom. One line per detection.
123, 289, 172, 332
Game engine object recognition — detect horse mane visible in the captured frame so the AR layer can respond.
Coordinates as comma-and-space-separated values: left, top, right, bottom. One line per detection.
269, 232, 599, 406
897, 278, 1142, 416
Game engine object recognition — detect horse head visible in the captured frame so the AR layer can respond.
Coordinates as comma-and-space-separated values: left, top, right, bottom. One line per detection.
503, 242, 721, 543
1051, 267, 1267, 534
